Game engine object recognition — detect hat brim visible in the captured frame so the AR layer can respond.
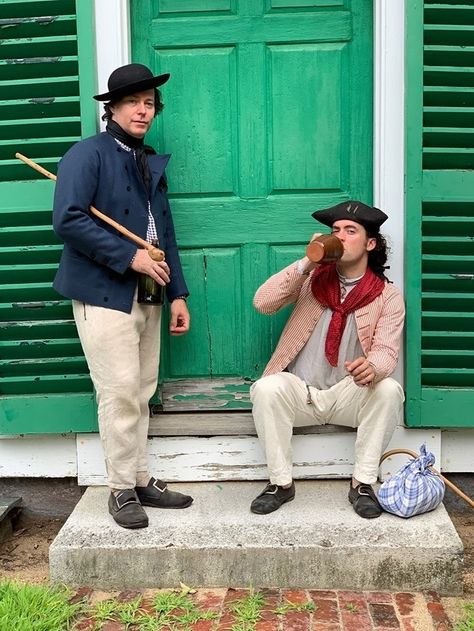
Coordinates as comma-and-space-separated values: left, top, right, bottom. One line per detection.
93, 73, 170, 101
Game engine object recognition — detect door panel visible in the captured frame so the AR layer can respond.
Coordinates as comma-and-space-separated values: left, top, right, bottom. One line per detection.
131, 0, 373, 390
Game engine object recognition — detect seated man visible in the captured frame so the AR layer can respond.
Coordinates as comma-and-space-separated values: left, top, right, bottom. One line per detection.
250, 201, 405, 519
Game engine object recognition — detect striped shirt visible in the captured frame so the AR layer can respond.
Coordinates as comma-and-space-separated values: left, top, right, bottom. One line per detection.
254, 261, 405, 382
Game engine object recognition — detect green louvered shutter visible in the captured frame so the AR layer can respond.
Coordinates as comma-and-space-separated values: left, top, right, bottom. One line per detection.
406, 0, 474, 427
0, 0, 97, 434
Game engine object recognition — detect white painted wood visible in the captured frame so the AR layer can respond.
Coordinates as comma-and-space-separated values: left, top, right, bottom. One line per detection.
0, 428, 471, 479
94, 0, 130, 130
373, 0, 405, 386
379, 426, 442, 481
441, 430, 474, 472
0, 435, 77, 477
77, 433, 358, 485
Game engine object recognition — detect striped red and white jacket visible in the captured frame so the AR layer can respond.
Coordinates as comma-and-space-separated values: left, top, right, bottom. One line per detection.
254, 262, 405, 382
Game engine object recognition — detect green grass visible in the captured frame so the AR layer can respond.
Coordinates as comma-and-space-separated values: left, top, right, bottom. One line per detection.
88, 589, 219, 630
227, 591, 316, 631
275, 599, 316, 615
229, 591, 265, 630
0, 580, 85, 631
0, 581, 319, 631
453, 601, 474, 631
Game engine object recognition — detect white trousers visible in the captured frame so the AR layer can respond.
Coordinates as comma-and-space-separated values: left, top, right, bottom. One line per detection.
73, 299, 162, 490
250, 372, 404, 486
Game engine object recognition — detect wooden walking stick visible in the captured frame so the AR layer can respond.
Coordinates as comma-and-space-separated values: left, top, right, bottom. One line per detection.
15, 152, 165, 262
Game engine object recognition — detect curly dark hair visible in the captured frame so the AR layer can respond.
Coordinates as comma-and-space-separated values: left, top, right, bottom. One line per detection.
101, 87, 164, 121
367, 230, 391, 281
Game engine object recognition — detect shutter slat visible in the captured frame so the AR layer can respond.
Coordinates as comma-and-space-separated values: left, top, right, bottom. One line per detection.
0, 76, 79, 99
0, 245, 62, 265
0, 35, 77, 58
424, 86, 474, 107
1, 356, 88, 377
0, 339, 83, 360
0, 301, 73, 322
0, 15, 76, 39
425, 24, 474, 46
424, 66, 474, 87
0, 374, 92, 396
0, 97, 80, 119
0, 319, 77, 341
0, 1, 76, 19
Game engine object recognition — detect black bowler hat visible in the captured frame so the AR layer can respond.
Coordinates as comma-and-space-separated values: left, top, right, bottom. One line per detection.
312, 200, 388, 232
93, 63, 170, 101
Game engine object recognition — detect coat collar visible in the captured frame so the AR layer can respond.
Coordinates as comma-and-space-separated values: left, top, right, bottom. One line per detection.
101, 131, 171, 196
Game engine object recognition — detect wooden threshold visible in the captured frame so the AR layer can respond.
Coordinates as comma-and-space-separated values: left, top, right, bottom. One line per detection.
148, 411, 355, 437
159, 377, 252, 413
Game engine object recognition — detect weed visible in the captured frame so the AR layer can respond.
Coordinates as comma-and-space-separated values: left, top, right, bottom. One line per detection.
228, 590, 265, 630
275, 600, 316, 615
0, 580, 85, 631
345, 602, 359, 613
453, 601, 474, 631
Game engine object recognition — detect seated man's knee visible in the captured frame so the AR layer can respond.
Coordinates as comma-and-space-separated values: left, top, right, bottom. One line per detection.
373, 377, 404, 403
250, 373, 292, 403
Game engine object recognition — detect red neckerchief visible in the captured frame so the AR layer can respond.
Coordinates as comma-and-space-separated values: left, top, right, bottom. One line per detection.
311, 264, 385, 366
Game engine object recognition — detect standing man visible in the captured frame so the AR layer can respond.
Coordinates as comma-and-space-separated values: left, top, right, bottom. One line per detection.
53, 64, 193, 529
249, 201, 405, 519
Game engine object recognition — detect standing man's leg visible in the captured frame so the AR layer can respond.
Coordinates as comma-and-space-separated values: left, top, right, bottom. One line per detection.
73, 300, 149, 528
134, 303, 193, 509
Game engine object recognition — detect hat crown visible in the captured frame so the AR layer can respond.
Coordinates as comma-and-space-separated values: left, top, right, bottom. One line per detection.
108, 63, 154, 94
312, 200, 388, 231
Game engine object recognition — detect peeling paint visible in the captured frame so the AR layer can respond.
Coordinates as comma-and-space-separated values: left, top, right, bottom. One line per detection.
6, 56, 60, 65
12, 301, 62, 309
30, 97, 55, 105
0, 16, 56, 28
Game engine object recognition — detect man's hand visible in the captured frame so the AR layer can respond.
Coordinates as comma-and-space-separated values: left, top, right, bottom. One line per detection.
299, 232, 323, 274
170, 299, 190, 336
131, 248, 170, 285
345, 357, 376, 387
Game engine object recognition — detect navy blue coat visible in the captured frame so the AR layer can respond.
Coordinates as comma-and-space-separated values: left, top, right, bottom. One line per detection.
52, 132, 188, 313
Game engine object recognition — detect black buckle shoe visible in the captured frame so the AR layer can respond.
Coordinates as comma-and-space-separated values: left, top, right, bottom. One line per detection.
250, 482, 295, 515
135, 477, 193, 509
348, 483, 382, 519
108, 489, 148, 529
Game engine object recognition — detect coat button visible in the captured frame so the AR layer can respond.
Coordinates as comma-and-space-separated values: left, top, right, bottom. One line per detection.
104, 297, 109, 302
124, 209, 129, 215
126, 185, 131, 191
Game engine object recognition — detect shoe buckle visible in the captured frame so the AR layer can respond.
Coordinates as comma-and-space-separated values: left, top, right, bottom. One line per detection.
264, 485, 278, 495
152, 479, 167, 493
115, 492, 137, 510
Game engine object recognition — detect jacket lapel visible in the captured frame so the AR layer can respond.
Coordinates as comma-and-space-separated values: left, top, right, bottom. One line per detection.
149, 153, 171, 197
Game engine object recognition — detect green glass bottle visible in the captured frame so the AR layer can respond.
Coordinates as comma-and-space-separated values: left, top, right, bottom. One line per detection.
137, 273, 164, 305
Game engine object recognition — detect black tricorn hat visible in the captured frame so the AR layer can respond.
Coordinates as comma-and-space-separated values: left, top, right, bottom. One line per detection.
312, 200, 388, 232
93, 63, 170, 101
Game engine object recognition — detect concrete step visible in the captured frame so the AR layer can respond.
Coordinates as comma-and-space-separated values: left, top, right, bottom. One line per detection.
49, 481, 463, 595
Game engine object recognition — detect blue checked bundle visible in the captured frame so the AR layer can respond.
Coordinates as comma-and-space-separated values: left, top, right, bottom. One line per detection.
378, 444, 445, 518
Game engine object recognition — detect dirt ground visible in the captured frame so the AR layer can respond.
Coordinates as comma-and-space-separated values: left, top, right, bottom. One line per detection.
0, 505, 472, 595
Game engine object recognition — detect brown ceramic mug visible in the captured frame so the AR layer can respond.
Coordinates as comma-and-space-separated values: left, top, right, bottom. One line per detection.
306, 233, 344, 264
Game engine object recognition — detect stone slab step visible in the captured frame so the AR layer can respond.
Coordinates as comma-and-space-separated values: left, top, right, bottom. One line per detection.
49, 481, 463, 595
0, 496, 22, 543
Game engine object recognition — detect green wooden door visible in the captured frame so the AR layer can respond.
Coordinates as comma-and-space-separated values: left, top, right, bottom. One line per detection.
0, 0, 97, 434
131, 0, 373, 408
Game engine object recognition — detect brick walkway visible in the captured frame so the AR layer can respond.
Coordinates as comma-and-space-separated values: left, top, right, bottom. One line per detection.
71, 587, 457, 630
